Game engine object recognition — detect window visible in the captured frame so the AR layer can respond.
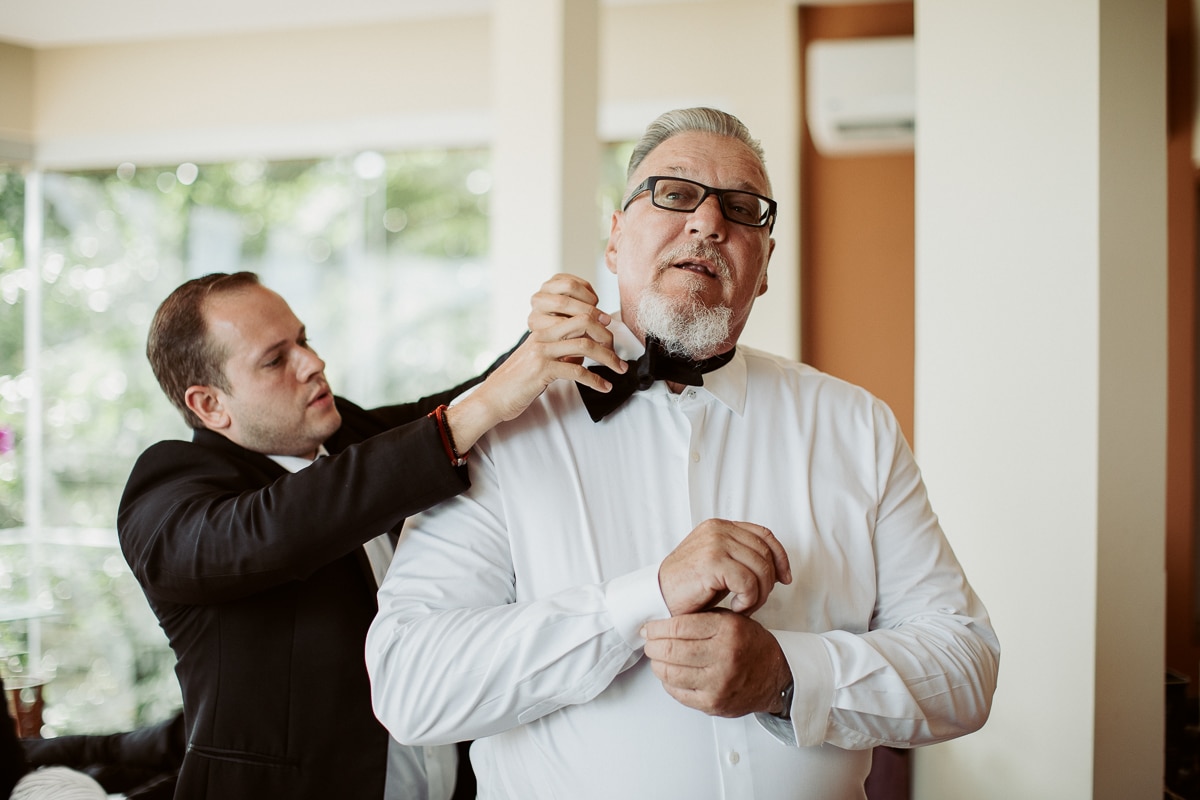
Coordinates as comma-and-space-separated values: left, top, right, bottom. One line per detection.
1, 149, 495, 735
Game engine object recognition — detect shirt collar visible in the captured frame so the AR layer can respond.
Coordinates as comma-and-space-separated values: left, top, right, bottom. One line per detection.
597, 313, 749, 417
698, 347, 748, 415
267, 444, 330, 473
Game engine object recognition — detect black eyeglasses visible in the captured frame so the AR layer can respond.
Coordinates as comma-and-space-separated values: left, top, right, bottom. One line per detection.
622, 176, 777, 232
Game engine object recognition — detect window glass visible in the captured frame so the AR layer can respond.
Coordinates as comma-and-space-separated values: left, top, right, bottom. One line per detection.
0, 165, 24, 529
594, 141, 637, 311
2, 149, 493, 735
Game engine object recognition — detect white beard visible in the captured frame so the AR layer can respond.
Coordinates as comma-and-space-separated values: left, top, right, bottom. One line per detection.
636, 288, 732, 361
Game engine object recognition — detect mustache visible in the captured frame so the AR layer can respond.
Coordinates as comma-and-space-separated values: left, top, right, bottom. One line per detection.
657, 241, 732, 282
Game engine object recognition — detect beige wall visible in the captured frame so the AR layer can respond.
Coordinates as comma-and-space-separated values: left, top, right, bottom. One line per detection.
29, 16, 493, 166
0, 41, 35, 155
34, 20, 492, 135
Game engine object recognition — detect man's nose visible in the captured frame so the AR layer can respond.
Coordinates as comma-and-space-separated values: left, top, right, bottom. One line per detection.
687, 194, 727, 239
296, 347, 326, 380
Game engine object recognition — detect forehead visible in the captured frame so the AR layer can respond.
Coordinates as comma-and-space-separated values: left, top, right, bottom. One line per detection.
203, 285, 298, 353
631, 131, 771, 196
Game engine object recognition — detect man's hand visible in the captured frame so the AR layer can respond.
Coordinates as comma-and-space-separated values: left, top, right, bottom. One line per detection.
527, 273, 610, 341
641, 610, 793, 718
445, 274, 625, 452
658, 519, 791, 617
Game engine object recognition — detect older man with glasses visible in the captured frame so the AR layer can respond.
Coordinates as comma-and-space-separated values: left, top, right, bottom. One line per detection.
366, 107, 1000, 799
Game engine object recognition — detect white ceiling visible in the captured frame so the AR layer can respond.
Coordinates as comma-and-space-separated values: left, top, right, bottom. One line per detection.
0, 0, 775, 48
0, 0, 873, 49
0, 0, 488, 48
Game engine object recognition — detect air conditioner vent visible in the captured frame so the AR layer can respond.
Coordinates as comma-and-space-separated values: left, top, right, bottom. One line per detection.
806, 36, 915, 156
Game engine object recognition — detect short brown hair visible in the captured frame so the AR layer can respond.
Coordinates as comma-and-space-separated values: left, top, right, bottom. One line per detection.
147, 271, 261, 429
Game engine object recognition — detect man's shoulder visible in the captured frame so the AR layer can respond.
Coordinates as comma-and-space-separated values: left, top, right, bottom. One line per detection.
135, 428, 256, 464
737, 345, 812, 376
126, 430, 279, 495
737, 346, 886, 407
739, 345, 847, 384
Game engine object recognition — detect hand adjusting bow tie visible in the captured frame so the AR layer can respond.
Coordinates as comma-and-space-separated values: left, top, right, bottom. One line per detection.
576, 336, 735, 422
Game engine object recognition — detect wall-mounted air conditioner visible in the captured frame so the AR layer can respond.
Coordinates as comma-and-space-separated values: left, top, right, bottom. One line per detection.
805, 36, 915, 156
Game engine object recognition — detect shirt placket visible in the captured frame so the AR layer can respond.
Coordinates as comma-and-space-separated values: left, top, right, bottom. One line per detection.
678, 387, 712, 527
713, 717, 755, 799
677, 389, 757, 799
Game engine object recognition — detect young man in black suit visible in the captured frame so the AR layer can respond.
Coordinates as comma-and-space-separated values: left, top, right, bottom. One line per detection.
117, 271, 622, 800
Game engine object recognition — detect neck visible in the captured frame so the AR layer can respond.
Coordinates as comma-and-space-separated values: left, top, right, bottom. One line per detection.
639, 336, 737, 395
637, 333, 734, 364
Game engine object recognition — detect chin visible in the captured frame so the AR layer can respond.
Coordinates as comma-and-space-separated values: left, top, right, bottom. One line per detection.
315, 419, 341, 445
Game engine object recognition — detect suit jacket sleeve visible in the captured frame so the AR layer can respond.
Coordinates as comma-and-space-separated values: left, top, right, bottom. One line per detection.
118, 398, 468, 607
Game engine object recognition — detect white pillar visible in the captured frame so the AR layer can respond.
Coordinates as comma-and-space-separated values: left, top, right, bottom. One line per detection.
22, 169, 45, 668
490, 0, 599, 346
913, 2, 1166, 798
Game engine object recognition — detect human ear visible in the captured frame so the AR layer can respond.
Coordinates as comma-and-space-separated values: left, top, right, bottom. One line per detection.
604, 212, 622, 276
757, 238, 776, 297
184, 385, 231, 431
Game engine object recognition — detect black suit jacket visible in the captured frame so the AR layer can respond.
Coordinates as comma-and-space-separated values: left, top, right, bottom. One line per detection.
117, 380, 480, 800
0, 675, 30, 797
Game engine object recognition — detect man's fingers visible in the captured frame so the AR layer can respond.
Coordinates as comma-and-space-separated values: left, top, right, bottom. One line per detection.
642, 613, 744, 717
505, 346, 621, 395
722, 566, 769, 615
539, 272, 600, 305
535, 359, 614, 394
730, 522, 792, 586
529, 294, 603, 326
535, 314, 616, 349
648, 657, 704, 692
696, 532, 778, 615
642, 612, 786, 719
528, 274, 606, 329
535, 338, 623, 375
658, 520, 790, 617
643, 612, 717, 640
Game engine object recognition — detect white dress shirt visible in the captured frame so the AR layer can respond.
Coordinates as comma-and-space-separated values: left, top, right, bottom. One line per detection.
366, 322, 1000, 800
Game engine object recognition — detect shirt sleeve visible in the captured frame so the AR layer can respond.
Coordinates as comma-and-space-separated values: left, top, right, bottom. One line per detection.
762, 397, 1000, 750
366, 444, 671, 746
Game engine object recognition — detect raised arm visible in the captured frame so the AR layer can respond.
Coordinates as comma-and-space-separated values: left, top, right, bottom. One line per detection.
445, 273, 627, 453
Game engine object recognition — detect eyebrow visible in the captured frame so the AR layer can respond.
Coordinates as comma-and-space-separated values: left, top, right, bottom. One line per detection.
662, 166, 766, 194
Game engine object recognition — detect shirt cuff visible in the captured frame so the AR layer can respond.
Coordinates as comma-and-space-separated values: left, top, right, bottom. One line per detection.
755, 710, 798, 746
603, 564, 671, 648
754, 630, 835, 747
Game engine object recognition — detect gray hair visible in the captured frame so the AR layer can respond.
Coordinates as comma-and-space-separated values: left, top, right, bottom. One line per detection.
626, 107, 767, 181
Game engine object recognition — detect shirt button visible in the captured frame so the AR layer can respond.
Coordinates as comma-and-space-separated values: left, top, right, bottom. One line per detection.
690, 451, 700, 463
687, 389, 697, 398
728, 750, 741, 765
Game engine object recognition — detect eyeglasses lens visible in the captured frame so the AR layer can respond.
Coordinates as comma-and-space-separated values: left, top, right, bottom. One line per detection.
650, 179, 768, 227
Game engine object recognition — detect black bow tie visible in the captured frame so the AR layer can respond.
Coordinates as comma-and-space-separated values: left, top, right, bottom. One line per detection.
576, 337, 735, 422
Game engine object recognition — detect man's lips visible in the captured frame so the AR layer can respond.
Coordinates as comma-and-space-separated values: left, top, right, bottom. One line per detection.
672, 260, 717, 278
308, 386, 332, 407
